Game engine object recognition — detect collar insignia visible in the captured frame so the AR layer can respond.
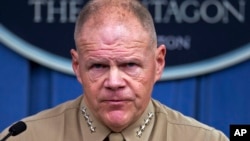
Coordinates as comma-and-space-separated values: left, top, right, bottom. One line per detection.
81, 106, 154, 137
81, 106, 96, 133
136, 112, 154, 138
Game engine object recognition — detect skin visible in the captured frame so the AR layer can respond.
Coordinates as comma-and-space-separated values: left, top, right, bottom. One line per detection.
71, 11, 166, 132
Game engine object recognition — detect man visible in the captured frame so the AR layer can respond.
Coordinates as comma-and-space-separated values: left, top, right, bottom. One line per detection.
0, 0, 229, 140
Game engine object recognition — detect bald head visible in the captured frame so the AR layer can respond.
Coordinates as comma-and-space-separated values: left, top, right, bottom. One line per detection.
74, 0, 157, 47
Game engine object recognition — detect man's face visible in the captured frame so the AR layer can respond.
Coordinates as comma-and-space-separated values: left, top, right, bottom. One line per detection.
71, 14, 165, 132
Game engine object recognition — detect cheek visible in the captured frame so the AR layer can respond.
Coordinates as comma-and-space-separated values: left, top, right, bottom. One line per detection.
82, 79, 101, 107
78, 61, 106, 83
78, 69, 102, 98
130, 67, 156, 95
88, 70, 108, 82
135, 64, 156, 84
134, 67, 156, 98
127, 61, 156, 83
131, 81, 153, 113
81, 73, 103, 93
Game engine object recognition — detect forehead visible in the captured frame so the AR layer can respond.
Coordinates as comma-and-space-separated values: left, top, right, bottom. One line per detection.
76, 10, 151, 48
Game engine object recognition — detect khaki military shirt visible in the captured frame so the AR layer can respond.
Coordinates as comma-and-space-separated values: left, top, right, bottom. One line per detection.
0, 95, 229, 141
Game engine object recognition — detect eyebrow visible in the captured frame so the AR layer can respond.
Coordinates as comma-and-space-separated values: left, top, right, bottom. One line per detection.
85, 56, 143, 64
85, 57, 109, 64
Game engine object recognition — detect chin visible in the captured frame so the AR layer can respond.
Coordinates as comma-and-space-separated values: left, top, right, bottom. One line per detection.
105, 110, 132, 131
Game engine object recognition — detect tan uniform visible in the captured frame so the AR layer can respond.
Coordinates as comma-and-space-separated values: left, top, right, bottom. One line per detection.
0, 95, 229, 141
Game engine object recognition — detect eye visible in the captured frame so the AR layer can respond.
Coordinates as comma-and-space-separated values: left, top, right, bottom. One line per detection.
121, 62, 138, 69
121, 62, 141, 77
126, 62, 136, 67
90, 64, 107, 69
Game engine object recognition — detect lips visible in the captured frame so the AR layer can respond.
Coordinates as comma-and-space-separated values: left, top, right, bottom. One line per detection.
99, 92, 135, 102
101, 96, 135, 103
102, 99, 132, 102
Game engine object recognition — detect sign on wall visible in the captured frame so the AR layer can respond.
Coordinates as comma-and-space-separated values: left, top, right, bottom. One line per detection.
0, 0, 250, 80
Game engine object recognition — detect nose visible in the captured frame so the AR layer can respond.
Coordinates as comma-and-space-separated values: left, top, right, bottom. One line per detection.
104, 67, 125, 90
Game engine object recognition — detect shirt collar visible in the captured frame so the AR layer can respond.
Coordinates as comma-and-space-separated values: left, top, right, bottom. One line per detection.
122, 100, 155, 141
79, 97, 155, 141
79, 99, 110, 141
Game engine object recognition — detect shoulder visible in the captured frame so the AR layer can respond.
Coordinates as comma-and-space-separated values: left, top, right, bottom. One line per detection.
0, 95, 83, 141
152, 99, 212, 129
151, 99, 229, 141
24, 95, 82, 123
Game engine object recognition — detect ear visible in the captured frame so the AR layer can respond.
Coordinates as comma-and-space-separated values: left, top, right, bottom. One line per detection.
71, 49, 83, 84
155, 44, 166, 82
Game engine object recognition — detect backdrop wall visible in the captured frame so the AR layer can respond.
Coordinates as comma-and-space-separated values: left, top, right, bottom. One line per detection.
0, 42, 250, 137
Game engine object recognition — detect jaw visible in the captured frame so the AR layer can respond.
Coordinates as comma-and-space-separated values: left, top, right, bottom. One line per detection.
105, 110, 130, 132
97, 101, 139, 132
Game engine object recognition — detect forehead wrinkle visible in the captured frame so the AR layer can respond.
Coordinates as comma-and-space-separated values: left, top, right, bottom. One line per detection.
86, 53, 144, 65
78, 36, 148, 50
83, 45, 146, 61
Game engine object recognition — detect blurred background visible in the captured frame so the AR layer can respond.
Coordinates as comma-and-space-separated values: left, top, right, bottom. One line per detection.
1, 0, 250, 137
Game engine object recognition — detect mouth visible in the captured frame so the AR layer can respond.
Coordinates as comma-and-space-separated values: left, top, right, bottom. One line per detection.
102, 99, 132, 104
103, 99, 128, 102
100, 94, 135, 105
